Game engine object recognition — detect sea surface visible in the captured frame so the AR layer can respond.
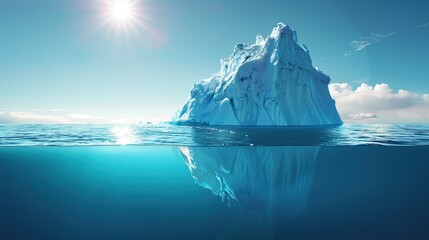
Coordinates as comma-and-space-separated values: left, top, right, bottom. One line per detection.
1, 123, 428, 146
0, 124, 428, 240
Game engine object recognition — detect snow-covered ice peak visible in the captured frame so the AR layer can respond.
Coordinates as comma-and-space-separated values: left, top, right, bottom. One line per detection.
174, 23, 343, 126
270, 23, 298, 42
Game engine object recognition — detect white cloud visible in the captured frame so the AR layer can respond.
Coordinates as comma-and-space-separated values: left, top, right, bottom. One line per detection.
2, 86, 428, 125
0, 111, 104, 124
0, 110, 167, 124
68, 113, 103, 120
0, 111, 70, 124
49, 108, 69, 112
415, 22, 429, 29
330, 83, 429, 123
344, 32, 395, 56
348, 113, 377, 120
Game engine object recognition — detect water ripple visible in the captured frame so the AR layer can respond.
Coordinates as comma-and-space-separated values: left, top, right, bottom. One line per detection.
0, 124, 428, 147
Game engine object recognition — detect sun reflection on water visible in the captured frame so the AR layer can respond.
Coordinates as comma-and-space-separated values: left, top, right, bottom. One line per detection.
110, 126, 140, 145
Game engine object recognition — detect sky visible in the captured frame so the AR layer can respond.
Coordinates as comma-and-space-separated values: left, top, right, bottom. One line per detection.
0, 0, 428, 124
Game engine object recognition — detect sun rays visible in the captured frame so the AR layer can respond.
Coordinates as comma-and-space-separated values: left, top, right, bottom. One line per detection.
98, 0, 148, 39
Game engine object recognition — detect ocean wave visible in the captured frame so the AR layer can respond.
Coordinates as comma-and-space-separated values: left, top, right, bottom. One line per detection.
0, 124, 428, 147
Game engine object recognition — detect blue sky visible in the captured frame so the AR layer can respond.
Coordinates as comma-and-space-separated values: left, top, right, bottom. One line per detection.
0, 0, 428, 123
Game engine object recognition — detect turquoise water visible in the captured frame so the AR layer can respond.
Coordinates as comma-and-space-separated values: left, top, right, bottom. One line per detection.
0, 124, 429, 239
1, 124, 429, 146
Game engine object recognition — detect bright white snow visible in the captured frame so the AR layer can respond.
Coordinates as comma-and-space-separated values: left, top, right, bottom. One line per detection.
174, 23, 343, 125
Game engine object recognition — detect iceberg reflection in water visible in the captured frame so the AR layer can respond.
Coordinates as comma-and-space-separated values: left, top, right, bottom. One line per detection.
180, 146, 319, 220
1, 145, 429, 239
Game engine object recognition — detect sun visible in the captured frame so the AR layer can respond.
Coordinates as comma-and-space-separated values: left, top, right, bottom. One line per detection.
97, 0, 155, 41
107, 0, 139, 24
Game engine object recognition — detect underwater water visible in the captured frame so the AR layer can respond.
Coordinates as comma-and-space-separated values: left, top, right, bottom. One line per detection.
0, 124, 429, 240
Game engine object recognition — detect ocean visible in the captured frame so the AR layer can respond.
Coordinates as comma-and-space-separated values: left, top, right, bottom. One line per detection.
0, 124, 428, 239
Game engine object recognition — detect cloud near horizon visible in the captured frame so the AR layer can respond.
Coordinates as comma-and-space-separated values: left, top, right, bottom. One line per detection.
0, 111, 71, 124
0, 111, 104, 124
0, 110, 166, 124
329, 83, 429, 123
348, 112, 377, 120
1, 83, 428, 124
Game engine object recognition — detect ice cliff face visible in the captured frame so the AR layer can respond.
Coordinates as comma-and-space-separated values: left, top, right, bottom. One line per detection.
175, 23, 343, 125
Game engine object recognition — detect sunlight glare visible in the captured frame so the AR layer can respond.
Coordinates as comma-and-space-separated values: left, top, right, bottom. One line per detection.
108, 0, 135, 22
111, 126, 140, 145
103, 0, 143, 32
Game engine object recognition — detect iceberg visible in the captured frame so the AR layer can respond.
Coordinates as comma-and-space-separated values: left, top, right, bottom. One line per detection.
175, 23, 342, 125
179, 146, 319, 220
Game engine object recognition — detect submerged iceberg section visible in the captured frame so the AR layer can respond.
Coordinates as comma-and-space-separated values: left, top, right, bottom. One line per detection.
179, 146, 319, 220
175, 23, 342, 125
